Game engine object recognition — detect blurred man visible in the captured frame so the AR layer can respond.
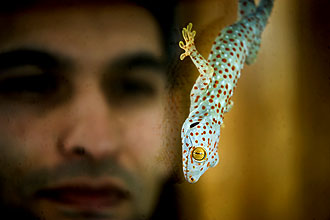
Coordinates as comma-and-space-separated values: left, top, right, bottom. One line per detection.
0, 0, 180, 219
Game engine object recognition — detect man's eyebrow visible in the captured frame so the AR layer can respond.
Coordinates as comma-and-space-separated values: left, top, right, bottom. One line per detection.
0, 48, 68, 70
109, 52, 166, 73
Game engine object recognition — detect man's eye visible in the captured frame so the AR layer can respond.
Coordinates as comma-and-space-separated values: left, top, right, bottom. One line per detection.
117, 79, 155, 96
0, 74, 56, 93
0, 73, 60, 103
106, 78, 158, 105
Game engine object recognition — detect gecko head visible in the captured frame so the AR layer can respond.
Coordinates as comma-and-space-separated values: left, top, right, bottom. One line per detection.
181, 119, 219, 183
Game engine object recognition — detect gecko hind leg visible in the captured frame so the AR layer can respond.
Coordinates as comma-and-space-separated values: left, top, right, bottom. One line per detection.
220, 101, 234, 129
224, 100, 234, 113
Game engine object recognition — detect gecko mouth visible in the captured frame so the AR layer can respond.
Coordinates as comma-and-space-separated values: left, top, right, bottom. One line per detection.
183, 136, 195, 182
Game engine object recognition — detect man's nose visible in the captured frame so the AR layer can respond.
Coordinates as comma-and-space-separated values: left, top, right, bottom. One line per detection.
59, 83, 121, 160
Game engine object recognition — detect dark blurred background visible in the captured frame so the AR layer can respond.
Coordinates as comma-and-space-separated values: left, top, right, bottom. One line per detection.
174, 0, 330, 219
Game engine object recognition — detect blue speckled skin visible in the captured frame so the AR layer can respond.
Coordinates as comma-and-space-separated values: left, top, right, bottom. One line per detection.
179, 0, 274, 183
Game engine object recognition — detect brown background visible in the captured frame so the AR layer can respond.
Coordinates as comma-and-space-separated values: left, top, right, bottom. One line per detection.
174, 0, 330, 219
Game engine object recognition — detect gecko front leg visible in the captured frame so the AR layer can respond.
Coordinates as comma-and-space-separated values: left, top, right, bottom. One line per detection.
179, 23, 196, 61
179, 23, 214, 111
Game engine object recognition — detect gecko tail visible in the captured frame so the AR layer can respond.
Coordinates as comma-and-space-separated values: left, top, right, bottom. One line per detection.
240, 0, 274, 65
258, 0, 274, 19
256, 0, 274, 30
238, 0, 256, 20
238, 0, 274, 20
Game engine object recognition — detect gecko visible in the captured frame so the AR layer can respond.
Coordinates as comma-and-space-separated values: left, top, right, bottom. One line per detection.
180, 0, 274, 183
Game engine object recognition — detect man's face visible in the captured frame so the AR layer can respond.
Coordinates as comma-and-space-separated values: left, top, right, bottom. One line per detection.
0, 3, 172, 220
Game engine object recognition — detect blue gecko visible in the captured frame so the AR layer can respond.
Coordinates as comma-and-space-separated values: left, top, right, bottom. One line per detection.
180, 0, 274, 183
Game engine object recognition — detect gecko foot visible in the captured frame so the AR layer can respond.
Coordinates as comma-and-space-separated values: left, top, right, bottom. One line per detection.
179, 23, 196, 60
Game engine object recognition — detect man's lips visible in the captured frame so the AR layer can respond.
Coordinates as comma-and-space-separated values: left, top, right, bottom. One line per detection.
35, 182, 130, 209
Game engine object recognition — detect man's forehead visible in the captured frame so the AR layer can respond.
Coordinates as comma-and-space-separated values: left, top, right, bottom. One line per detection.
0, 3, 164, 64
4, 3, 159, 31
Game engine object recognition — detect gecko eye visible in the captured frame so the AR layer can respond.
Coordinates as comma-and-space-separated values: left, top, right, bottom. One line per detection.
190, 122, 199, 128
192, 147, 206, 161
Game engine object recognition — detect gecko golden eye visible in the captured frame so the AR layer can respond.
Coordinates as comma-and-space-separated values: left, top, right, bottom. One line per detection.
192, 147, 206, 161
